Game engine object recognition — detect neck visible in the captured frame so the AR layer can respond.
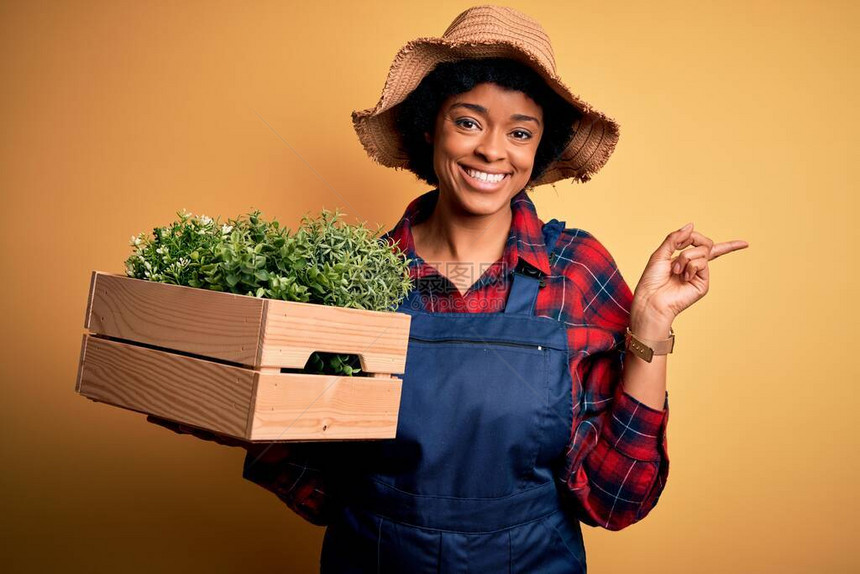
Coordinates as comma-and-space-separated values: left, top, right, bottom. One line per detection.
414, 190, 512, 267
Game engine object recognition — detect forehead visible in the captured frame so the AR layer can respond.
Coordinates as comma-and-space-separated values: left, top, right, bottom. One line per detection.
440, 82, 542, 117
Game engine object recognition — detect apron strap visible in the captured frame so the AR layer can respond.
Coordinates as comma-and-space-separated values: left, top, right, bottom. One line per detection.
503, 264, 542, 316
503, 218, 566, 317
542, 218, 566, 256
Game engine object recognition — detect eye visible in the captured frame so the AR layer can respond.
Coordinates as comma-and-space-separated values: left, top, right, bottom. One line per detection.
454, 118, 479, 130
511, 129, 532, 140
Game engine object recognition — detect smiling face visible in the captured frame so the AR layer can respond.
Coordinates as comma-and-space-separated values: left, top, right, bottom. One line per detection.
424, 82, 544, 217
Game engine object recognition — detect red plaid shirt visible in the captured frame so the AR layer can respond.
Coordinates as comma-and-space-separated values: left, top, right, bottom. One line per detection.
243, 188, 670, 531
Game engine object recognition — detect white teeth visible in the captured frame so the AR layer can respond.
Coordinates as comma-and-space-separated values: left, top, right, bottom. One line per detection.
465, 167, 506, 183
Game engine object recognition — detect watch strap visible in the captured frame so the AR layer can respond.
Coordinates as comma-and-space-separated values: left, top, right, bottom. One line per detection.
625, 326, 675, 363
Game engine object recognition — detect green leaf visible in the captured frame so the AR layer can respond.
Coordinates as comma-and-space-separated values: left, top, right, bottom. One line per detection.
126, 206, 412, 374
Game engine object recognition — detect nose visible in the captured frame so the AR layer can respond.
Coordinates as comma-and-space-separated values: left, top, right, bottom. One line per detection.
474, 127, 507, 163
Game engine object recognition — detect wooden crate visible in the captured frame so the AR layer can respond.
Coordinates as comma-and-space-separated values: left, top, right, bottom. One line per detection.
76, 271, 411, 442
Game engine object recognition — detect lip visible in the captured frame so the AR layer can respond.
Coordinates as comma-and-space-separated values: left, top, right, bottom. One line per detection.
458, 163, 511, 192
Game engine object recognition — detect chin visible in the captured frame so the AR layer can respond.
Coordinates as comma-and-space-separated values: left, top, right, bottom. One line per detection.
454, 187, 513, 216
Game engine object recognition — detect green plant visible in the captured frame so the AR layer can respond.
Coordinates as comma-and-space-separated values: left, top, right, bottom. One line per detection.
124, 208, 413, 376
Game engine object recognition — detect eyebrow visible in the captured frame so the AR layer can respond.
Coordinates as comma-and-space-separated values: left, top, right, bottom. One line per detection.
448, 102, 541, 127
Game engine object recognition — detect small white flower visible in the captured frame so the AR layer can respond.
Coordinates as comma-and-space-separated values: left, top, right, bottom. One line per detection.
221, 224, 234, 234
198, 214, 213, 226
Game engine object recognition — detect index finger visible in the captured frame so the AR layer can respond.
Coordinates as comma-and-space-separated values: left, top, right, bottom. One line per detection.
710, 240, 749, 260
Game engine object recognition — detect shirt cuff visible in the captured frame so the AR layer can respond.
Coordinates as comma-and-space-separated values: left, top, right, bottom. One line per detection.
602, 383, 668, 462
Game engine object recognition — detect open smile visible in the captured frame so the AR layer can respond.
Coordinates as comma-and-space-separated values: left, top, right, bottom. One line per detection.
458, 163, 511, 192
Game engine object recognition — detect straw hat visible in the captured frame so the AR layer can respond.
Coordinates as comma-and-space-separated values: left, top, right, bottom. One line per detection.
351, 4, 621, 186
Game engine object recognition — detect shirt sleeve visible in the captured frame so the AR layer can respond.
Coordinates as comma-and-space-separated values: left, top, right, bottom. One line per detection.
553, 231, 670, 531
242, 442, 342, 527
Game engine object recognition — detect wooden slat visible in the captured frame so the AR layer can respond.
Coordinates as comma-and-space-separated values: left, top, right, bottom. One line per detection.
85, 272, 412, 373
75, 333, 88, 393
250, 372, 402, 441
83, 270, 97, 330
86, 271, 265, 366
78, 335, 256, 438
77, 336, 404, 441
260, 298, 411, 373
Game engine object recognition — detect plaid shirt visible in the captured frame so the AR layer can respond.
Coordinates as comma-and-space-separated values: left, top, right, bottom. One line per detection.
243, 188, 670, 531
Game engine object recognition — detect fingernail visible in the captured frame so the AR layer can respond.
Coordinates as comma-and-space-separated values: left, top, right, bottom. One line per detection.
681, 222, 693, 231
672, 262, 680, 274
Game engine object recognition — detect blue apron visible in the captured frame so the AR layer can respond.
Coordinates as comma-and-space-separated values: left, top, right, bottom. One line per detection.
320, 219, 586, 573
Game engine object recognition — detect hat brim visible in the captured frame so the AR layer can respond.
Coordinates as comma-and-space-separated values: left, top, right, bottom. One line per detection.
352, 37, 621, 186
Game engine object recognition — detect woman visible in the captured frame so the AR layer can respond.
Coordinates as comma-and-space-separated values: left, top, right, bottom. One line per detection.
155, 5, 749, 572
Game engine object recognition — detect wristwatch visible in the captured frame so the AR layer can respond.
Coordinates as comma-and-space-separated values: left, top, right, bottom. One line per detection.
624, 326, 675, 363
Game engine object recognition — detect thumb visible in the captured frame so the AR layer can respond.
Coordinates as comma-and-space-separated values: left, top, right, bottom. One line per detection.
655, 222, 694, 260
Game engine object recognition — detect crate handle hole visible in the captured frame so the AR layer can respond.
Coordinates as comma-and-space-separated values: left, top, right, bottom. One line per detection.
274, 351, 368, 376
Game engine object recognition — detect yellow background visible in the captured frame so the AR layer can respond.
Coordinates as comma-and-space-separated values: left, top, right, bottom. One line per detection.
1, 0, 856, 572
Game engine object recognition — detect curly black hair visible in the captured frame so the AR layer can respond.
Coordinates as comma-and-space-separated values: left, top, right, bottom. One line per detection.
393, 57, 582, 187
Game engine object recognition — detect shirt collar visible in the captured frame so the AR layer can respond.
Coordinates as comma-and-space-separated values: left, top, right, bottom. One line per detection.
382, 188, 551, 280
